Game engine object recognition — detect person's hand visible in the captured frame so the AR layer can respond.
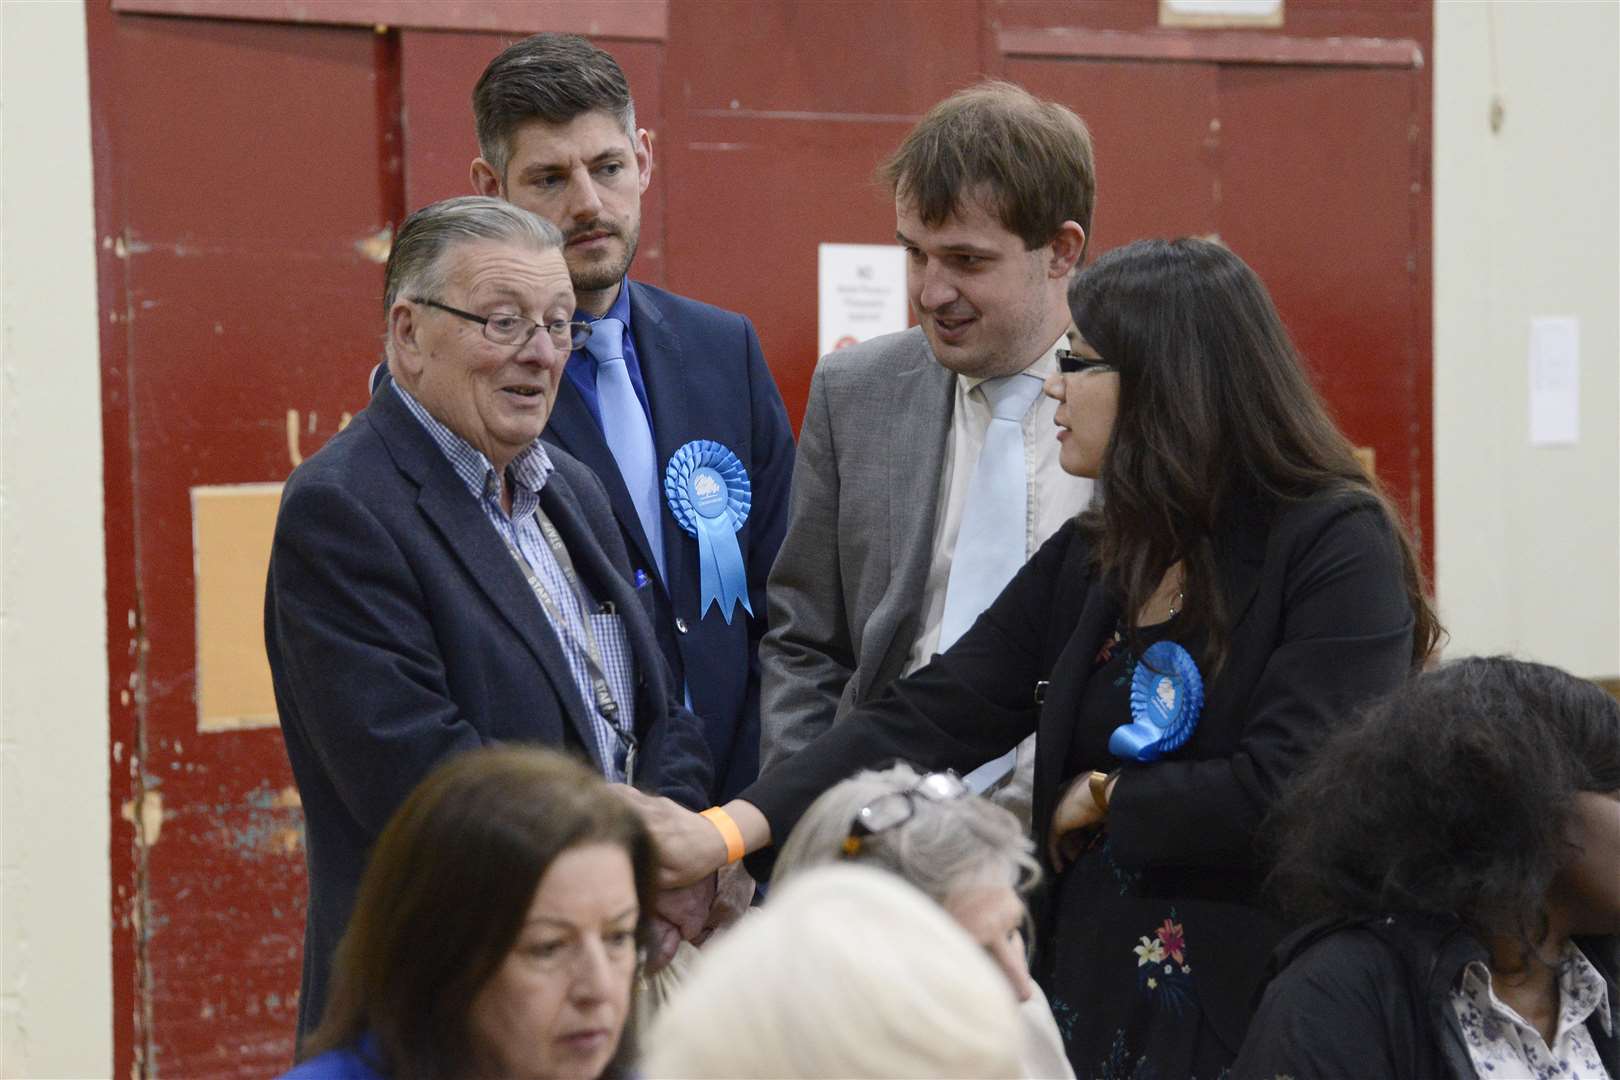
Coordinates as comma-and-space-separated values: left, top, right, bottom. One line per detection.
697, 861, 756, 944
654, 873, 717, 940
1047, 773, 1109, 871
610, 785, 730, 888
644, 916, 683, 973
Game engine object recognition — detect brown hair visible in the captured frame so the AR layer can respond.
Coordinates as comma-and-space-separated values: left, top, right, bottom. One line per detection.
880, 79, 1095, 254
473, 33, 637, 178
301, 747, 657, 1080
1068, 238, 1442, 674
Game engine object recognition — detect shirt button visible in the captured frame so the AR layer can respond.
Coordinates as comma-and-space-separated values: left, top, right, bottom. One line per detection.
675, 618, 689, 634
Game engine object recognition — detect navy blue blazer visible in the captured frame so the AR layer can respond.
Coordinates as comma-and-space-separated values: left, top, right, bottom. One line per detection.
540, 281, 795, 802
265, 382, 712, 1039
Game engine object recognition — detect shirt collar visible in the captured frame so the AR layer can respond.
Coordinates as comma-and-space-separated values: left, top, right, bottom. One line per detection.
1458, 941, 1614, 1041
958, 329, 1066, 394
583, 277, 633, 328
390, 381, 554, 503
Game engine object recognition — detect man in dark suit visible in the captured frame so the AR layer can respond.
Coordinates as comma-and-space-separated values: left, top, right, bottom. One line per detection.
468, 34, 795, 805
267, 196, 714, 1040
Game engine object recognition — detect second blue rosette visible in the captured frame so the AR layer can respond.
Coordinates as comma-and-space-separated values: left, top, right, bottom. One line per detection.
1109, 640, 1204, 763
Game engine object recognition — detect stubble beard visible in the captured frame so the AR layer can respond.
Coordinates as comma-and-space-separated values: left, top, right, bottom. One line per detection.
566, 219, 641, 295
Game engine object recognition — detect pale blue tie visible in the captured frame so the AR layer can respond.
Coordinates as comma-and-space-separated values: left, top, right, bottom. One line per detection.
587, 317, 665, 581
939, 371, 1045, 792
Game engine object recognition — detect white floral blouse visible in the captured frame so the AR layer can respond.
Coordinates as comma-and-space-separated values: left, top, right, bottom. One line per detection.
1450, 942, 1614, 1079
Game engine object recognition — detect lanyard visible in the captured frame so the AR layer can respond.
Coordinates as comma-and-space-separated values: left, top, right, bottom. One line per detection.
500, 508, 638, 785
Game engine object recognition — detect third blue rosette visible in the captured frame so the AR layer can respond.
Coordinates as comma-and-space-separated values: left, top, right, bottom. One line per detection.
663, 439, 753, 624
1108, 641, 1205, 763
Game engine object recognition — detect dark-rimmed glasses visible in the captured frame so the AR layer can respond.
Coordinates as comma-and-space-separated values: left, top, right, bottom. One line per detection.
1057, 348, 1113, 375
843, 770, 970, 856
411, 297, 592, 352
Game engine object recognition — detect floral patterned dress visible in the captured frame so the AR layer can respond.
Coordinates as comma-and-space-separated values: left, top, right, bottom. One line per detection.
1041, 619, 1234, 1080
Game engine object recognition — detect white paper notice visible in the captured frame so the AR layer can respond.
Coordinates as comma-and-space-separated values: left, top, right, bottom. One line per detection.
1529, 316, 1580, 446
817, 243, 908, 357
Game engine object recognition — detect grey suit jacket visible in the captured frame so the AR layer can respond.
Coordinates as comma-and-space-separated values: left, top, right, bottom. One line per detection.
758, 327, 1038, 820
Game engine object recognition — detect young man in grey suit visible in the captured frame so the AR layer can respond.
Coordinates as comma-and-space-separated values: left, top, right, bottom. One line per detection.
759, 82, 1097, 829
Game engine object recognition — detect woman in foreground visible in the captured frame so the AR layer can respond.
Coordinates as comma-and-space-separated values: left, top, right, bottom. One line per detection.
284, 747, 655, 1080
1235, 657, 1620, 1079
644, 863, 1023, 1078
625, 237, 1440, 1076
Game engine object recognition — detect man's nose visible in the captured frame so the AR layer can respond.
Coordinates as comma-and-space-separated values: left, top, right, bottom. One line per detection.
563, 166, 604, 222
517, 325, 565, 368
915, 263, 958, 311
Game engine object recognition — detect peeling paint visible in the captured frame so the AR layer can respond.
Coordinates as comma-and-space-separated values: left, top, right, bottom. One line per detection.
354, 226, 392, 264
286, 409, 303, 467
121, 790, 165, 846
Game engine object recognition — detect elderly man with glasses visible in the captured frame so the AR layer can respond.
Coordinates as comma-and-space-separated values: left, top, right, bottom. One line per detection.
265, 195, 714, 1044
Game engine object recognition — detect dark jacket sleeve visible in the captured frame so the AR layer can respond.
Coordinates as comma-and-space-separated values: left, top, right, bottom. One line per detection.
1107, 502, 1417, 871
1232, 930, 1413, 1080
266, 477, 485, 836
742, 522, 1076, 858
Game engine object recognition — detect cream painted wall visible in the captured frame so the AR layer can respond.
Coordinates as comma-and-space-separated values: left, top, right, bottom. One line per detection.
1434, 1, 1620, 678
0, 3, 114, 1078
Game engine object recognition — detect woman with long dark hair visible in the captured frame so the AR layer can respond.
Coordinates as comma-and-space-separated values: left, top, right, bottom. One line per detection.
283, 747, 657, 1080
1235, 657, 1620, 1079
622, 238, 1440, 1076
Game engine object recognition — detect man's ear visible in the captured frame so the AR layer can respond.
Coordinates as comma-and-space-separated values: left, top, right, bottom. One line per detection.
634, 128, 654, 196
1048, 221, 1087, 277
387, 300, 426, 383
470, 157, 502, 197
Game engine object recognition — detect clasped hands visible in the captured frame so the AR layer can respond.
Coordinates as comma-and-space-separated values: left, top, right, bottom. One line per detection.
614, 786, 753, 971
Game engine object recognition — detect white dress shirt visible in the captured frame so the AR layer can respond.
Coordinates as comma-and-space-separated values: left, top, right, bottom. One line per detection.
904, 334, 1095, 675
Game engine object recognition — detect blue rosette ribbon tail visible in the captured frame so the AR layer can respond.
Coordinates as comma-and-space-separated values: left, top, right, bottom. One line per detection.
1109, 641, 1205, 763
663, 439, 753, 624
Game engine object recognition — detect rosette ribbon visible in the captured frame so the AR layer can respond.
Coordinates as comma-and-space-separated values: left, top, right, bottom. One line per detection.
1108, 641, 1205, 763
663, 440, 753, 624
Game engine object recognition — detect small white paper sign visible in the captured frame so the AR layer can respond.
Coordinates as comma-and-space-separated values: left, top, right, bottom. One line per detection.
818, 243, 908, 357
1529, 316, 1580, 446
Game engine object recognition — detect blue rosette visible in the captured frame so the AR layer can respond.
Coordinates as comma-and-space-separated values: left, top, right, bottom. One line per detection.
1109, 641, 1205, 763
664, 439, 753, 624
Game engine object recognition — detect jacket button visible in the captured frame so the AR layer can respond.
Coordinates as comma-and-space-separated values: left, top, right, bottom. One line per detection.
675, 618, 689, 634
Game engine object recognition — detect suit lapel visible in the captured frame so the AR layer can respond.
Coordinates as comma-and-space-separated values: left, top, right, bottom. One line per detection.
1032, 580, 1119, 843
886, 345, 955, 636
369, 387, 603, 756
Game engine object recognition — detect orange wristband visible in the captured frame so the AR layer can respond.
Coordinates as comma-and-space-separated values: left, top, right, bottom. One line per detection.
700, 807, 745, 865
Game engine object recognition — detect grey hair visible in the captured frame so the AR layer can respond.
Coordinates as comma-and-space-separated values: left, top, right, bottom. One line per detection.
774, 763, 1041, 904
382, 195, 563, 314
472, 33, 637, 179
643, 865, 1022, 1080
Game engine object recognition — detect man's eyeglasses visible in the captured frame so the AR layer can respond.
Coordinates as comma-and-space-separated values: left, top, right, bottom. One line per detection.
1057, 348, 1113, 375
843, 770, 970, 856
411, 297, 592, 352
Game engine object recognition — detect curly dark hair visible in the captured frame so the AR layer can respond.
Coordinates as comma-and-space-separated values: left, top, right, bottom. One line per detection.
1266, 656, 1620, 951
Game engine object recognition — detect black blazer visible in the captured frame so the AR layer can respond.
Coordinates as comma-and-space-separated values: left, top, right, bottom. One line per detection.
542, 281, 795, 802
265, 383, 712, 1038
744, 490, 1417, 1050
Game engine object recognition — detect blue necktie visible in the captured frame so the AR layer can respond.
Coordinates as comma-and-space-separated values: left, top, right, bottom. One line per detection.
587, 317, 666, 581
939, 371, 1044, 792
